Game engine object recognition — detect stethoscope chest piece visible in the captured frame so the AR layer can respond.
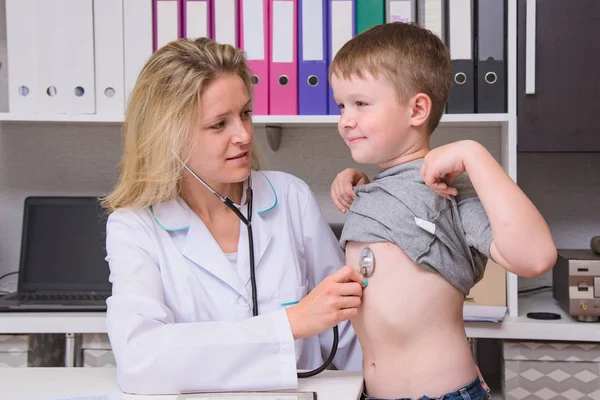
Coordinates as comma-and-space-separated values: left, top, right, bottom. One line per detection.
359, 247, 376, 278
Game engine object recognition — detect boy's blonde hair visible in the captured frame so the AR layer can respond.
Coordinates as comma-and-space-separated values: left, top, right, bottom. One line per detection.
102, 37, 261, 213
329, 22, 452, 133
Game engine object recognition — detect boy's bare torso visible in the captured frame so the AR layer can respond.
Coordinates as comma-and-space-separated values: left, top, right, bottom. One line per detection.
346, 241, 477, 399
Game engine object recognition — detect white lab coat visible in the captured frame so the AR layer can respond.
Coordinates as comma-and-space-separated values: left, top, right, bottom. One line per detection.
105, 170, 362, 395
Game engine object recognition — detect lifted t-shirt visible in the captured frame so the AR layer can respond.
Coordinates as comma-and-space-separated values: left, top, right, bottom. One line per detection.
339, 159, 493, 295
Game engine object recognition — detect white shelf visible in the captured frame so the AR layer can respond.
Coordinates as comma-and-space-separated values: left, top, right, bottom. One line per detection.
0, 113, 124, 123
0, 112, 510, 127
2, 292, 595, 342
0, 312, 107, 333
465, 291, 599, 342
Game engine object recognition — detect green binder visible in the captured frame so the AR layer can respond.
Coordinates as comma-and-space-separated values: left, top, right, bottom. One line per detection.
356, 0, 385, 34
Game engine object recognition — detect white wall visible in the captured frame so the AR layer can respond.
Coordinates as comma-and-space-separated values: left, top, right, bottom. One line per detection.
0, 0, 598, 294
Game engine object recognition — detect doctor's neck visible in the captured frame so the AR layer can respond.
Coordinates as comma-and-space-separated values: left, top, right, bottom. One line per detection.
180, 177, 244, 218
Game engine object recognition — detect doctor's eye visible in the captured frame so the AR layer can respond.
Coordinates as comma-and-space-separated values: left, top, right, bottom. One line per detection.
241, 109, 252, 118
355, 101, 368, 107
210, 121, 225, 130
337, 103, 345, 110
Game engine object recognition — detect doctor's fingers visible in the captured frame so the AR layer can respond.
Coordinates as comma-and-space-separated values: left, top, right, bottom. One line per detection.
331, 294, 362, 311
336, 281, 364, 297
332, 265, 366, 286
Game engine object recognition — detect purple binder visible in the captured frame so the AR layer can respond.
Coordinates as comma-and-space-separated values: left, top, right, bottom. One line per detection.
298, 0, 328, 115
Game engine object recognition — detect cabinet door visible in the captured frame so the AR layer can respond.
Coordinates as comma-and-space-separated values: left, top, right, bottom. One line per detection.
517, 0, 600, 151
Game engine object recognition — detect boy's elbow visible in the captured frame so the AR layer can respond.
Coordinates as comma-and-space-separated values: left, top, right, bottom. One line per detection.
525, 246, 558, 278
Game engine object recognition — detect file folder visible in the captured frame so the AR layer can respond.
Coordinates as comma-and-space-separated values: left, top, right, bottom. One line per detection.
183, 0, 211, 40
386, 0, 416, 23
36, 0, 63, 114
477, 0, 506, 113
328, 0, 355, 115
33, 0, 95, 114
213, 0, 239, 47
417, 0, 444, 41
93, 0, 125, 115
299, 0, 328, 115
240, 0, 269, 115
445, 0, 474, 114
356, 0, 384, 34
270, 0, 298, 115
124, 0, 153, 101
62, 0, 96, 114
6, 0, 39, 113
153, 0, 183, 51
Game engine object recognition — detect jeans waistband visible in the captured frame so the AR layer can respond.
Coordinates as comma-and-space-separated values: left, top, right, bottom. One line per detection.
362, 376, 486, 400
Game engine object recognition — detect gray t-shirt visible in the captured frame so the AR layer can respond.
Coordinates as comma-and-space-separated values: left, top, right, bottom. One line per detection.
339, 159, 493, 295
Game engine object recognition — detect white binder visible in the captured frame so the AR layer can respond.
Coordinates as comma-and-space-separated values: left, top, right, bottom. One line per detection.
36, 0, 63, 114
62, 0, 96, 114
93, 0, 125, 115
124, 0, 153, 103
6, 0, 40, 113
33, 0, 95, 114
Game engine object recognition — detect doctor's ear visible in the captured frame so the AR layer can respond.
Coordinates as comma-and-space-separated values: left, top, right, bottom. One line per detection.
408, 93, 431, 128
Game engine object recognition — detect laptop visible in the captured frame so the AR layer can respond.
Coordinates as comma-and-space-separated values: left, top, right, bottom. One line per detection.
0, 196, 111, 311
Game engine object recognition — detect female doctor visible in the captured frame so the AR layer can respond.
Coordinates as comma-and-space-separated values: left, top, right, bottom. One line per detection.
102, 37, 366, 395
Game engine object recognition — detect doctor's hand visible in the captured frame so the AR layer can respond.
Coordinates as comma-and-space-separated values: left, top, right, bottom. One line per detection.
286, 266, 365, 340
330, 168, 370, 213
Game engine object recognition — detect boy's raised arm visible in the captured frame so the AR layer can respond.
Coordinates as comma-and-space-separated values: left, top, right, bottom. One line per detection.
421, 140, 557, 278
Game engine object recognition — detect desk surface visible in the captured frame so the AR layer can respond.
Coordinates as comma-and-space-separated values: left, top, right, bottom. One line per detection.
0, 368, 363, 400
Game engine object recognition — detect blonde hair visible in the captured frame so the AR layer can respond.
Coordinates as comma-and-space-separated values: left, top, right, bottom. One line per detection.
102, 37, 261, 213
329, 22, 452, 133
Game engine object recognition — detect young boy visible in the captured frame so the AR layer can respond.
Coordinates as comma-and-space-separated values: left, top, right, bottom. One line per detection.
328, 22, 557, 400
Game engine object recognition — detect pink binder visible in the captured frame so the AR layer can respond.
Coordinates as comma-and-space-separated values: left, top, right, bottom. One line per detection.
269, 0, 297, 115
239, 0, 269, 115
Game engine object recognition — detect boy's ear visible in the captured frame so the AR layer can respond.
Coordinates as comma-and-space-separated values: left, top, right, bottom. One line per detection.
409, 93, 431, 128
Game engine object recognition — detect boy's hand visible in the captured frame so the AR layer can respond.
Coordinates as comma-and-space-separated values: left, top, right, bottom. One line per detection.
420, 141, 473, 198
330, 168, 370, 213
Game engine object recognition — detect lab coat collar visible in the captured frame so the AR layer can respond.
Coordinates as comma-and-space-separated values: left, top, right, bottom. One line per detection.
150, 170, 277, 231
150, 171, 276, 299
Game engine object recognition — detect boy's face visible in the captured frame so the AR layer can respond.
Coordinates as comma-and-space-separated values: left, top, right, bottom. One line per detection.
331, 72, 423, 169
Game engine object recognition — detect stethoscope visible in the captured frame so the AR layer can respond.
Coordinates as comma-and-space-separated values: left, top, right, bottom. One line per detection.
181, 162, 377, 377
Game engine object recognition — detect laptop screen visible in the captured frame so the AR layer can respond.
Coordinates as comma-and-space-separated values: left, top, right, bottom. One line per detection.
19, 197, 111, 292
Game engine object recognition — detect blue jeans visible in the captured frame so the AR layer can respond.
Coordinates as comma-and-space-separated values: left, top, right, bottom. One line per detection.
362, 376, 488, 400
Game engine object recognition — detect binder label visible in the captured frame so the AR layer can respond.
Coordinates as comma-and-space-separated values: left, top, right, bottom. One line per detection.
390, 1, 413, 23
186, 2, 209, 39
215, 0, 238, 46
243, 0, 266, 60
331, 1, 353, 59
272, 1, 294, 63
302, 0, 324, 61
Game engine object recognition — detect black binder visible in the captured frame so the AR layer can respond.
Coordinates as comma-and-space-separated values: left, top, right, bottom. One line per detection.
476, 0, 507, 113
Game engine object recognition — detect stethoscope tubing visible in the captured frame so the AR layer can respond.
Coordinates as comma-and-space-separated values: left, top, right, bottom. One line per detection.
182, 165, 338, 378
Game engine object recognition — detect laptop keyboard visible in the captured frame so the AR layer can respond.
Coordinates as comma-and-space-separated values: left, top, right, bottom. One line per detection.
16, 293, 109, 302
